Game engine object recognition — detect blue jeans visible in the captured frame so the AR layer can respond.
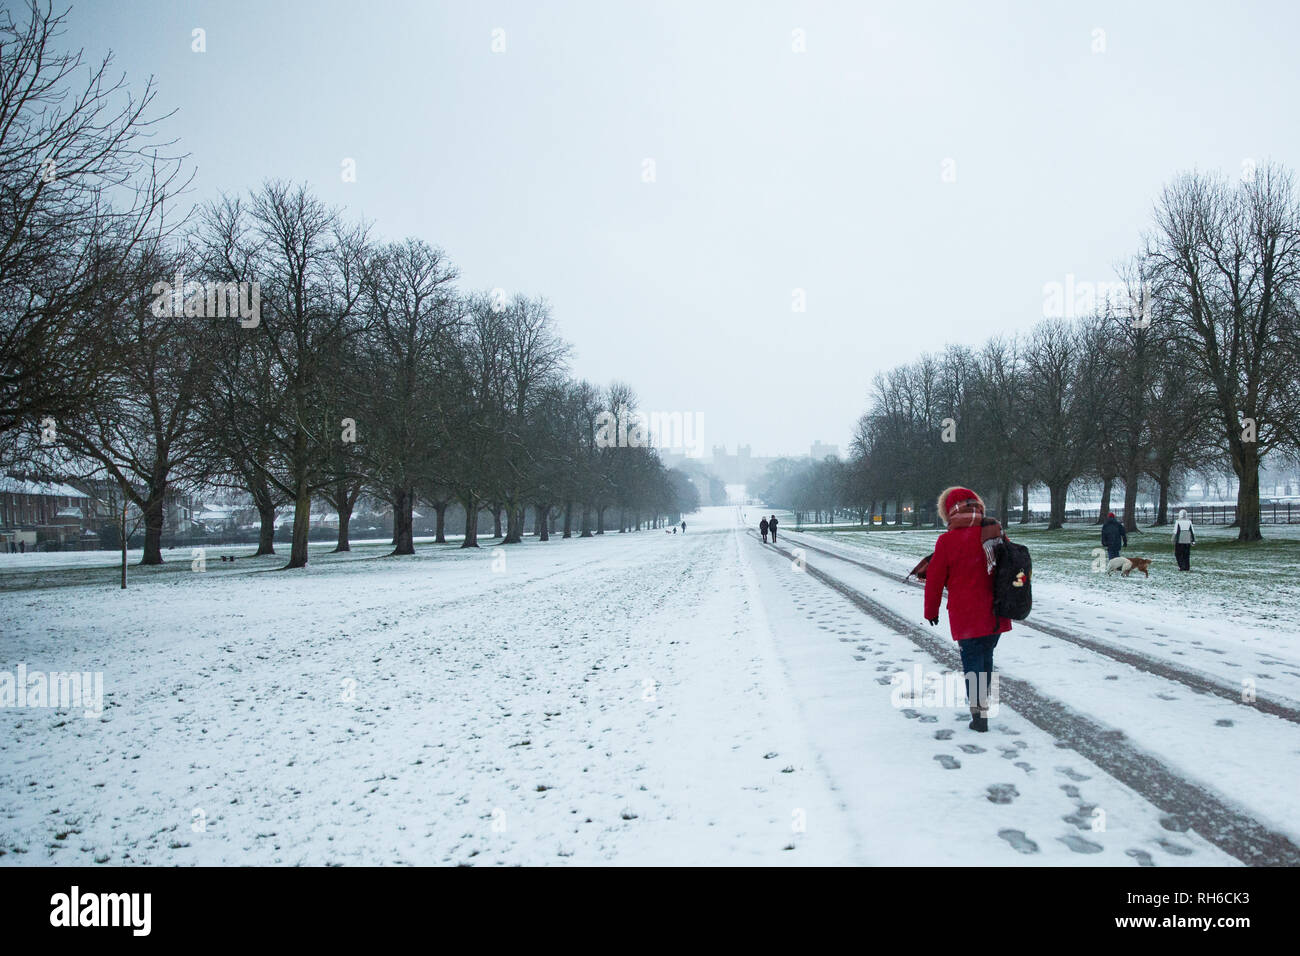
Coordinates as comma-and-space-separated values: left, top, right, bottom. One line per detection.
958, 634, 1000, 715
1106, 545, 1121, 560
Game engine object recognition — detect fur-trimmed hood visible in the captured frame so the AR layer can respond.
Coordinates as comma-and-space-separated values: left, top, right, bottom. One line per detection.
936, 486, 985, 526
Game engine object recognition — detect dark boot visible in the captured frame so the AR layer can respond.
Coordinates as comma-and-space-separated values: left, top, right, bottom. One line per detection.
969, 708, 988, 732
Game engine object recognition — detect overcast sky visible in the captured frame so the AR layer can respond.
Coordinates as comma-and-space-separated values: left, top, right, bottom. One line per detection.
63, 0, 1300, 458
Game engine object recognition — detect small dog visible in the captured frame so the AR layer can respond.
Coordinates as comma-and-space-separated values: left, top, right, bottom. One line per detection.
1105, 556, 1151, 578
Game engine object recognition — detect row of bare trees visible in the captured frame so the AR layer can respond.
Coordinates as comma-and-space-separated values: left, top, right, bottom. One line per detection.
1, 3, 696, 569
24, 180, 696, 568
765, 165, 1300, 542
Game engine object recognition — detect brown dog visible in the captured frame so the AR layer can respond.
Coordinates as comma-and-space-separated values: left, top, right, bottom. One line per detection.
1106, 556, 1152, 578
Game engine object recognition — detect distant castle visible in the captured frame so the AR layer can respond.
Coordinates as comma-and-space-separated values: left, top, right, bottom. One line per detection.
810, 440, 840, 461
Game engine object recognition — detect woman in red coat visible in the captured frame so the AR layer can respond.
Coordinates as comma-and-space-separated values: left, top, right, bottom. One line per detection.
923, 486, 1011, 732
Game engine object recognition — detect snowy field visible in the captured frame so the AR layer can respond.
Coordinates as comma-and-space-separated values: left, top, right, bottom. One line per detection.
2, 506, 1295, 865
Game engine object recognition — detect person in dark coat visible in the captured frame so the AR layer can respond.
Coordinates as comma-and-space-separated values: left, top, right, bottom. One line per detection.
768, 515, 778, 541
1101, 512, 1127, 560
759, 517, 769, 542
923, 486, 1012, 733
681, 520, 686, 533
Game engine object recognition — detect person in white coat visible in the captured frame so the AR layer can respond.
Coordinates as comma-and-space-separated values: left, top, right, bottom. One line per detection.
1172, 509, 1195, 571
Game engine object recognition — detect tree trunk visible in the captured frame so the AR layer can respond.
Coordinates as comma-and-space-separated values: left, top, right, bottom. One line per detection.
1233, 443, 1263, 541
391, 485, 415, 555
580, 504, 593, 537
596, 506, 606, 534
998, 483, 1010, 527
493, 506, 503, 538
1097, 475, 1114, 524
535, 504, 549, 541
563, 501, 573, 538
1122, 471, 1140, 532
1047, 480, 1068, 530
254, 499, 277, 556
120, 501, 128, 589
1020, 481, 1031, 523
461, 496, 480, 548
334, 497, 353, 552
434, 502, 447, 543
1154, 466, 1171, 526
503, 504, 523, 544
139, 491, 165, 565
287, 481, 311, 568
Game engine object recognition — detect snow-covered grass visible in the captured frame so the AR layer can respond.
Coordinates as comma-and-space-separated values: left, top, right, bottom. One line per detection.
0, 507, 1284, 866
0, 510, 857, 865
805, 522, 1300, 631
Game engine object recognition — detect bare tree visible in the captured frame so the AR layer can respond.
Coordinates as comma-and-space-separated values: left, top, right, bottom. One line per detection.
1149, 166, 1300, 540
359, 239, 460, 555
0, 1, 188, 440
47, 243, 211, 565
193, 183, 369, 568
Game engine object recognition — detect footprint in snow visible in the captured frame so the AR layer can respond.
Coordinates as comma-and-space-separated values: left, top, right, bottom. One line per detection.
1159, 814, 1190, 833
1156, 839, 1193, 857
875, 677, 893, 686
1014, 761, 1034, 774
1215, 719, 1234, 727
1058, 834, 1104, 854
1125, 848, 1156, 867
998, 747, 1019, 760
1056, 766, 1091, 782
1060, 784, 1081, 799
901, 709, 921, 720
1062, 805, 1100, 830
934, 729, 954, 740
933, 754, 961, 769
918, 715, 938, 723
986, 783, 1018, 804
998, 829, 1039, 854
959, 744, 986, 754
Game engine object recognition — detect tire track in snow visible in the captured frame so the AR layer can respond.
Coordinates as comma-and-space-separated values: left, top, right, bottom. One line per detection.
780, 528, 1300, 727
757, 530, 1300, 867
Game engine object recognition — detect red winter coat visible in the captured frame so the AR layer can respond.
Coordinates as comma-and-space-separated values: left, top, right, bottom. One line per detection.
923, 524, 1012, 641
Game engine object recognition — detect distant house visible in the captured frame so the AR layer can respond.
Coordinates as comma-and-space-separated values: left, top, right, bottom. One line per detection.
0, 476, 91, 551
195, 502, 239, 533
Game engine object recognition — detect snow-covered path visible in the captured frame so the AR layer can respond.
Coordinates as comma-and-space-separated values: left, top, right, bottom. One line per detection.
0, 505, 1275, 865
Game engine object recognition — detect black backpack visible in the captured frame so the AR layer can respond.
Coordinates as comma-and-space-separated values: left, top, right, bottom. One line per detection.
992, 536, 1032, 620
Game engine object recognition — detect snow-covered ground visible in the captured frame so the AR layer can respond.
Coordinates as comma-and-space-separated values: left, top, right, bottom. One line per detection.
1, 506, 1289, 865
